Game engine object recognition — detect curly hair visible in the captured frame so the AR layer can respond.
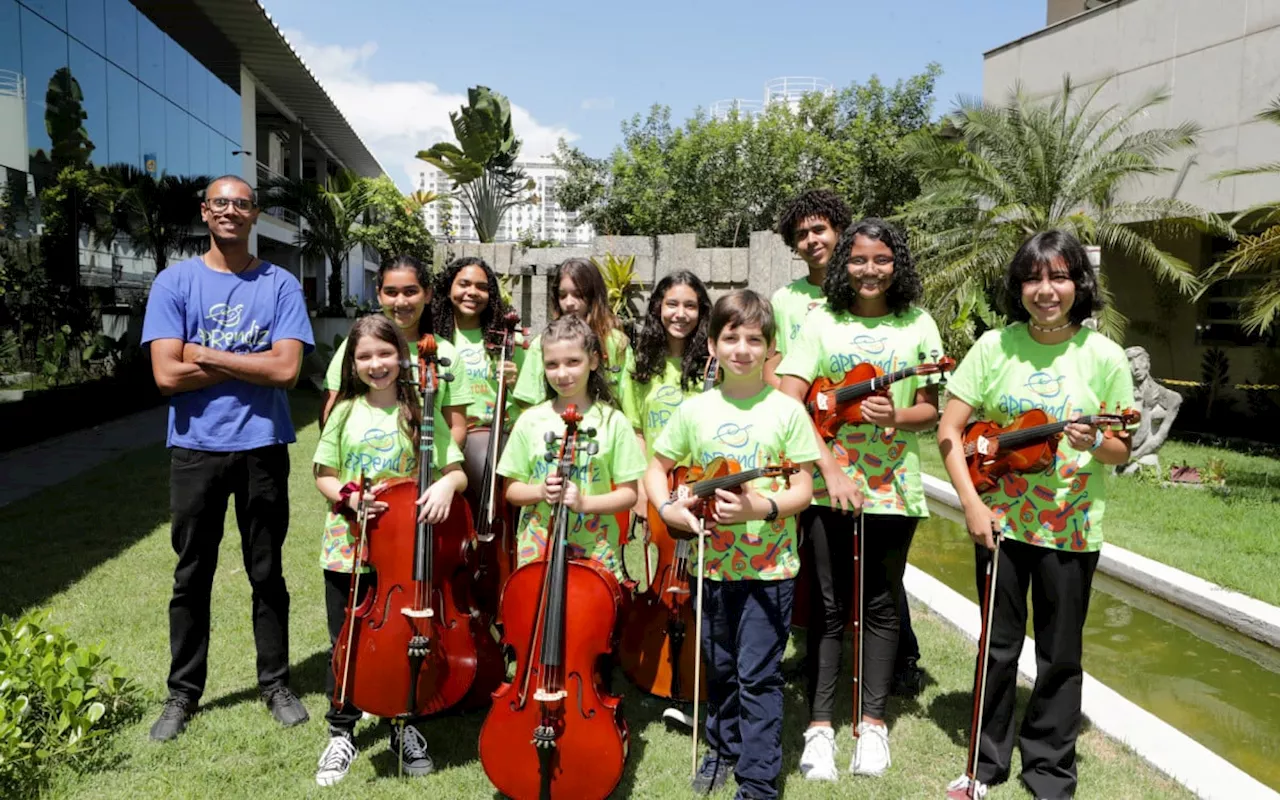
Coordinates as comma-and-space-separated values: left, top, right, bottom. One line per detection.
631, 270, 711, 391
1002, 230, 1103, 325
776, 188, 853, 248
539, 315, 617, 408
823, 217, 923, 315
429, 256, 516, 344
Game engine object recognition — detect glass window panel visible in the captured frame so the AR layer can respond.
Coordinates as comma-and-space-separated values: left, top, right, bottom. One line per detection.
163, 34, 185, 107
165, 100, 186, 175
0, 0, 21, 76
138, 82, 164, 176
208, 132, 227, 178
105, 62, 138, 169
20, 6, 69, 162
67, 0, 105, 54
224, 81, 240, 145
136, 12, 162, 92
103, 0, 136, 76
23, 0, 65, 30
205, 71, 224, 136
188, 116, 207, 177
186, 54, 206, 122
68, 40, 107, 165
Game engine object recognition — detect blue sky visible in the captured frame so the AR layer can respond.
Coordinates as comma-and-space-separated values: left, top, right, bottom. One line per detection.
263, 0, 1046, 189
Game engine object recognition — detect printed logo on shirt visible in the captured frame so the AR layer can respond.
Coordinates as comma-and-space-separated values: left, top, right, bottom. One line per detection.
647, 384, 685, 431
1025, 372, 1066, 399
361, 428, 397, 452
700, 422, 765, 469
996, 373, 1082, 422
828, 343, 899, 378
343, 427, 413, 474
198, 302, 270, 349
849, 333, 889, 357
713, 422, 753, 448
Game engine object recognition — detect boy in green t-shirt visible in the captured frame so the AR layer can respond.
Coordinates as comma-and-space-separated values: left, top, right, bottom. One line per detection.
646, 290, 818, 800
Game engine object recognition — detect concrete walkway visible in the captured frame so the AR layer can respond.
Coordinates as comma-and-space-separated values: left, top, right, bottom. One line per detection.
0, 406, 167, 508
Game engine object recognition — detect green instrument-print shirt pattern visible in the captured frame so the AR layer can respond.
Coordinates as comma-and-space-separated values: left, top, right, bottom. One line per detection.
777, 306, 944, 517
496, 402, 647, 581
946, 324, 1135, 553
653, 387, 820, 582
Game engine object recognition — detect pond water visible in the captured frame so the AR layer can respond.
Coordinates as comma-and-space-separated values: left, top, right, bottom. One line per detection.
911, 513, 1280, 791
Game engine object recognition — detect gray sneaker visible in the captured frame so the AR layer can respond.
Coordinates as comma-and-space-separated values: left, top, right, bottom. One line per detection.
390, 724, 434, 777
149, 695, 196, 742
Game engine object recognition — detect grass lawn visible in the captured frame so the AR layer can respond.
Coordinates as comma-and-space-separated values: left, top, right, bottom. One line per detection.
918, 434, 1280, 606
1, 392, 1190, 799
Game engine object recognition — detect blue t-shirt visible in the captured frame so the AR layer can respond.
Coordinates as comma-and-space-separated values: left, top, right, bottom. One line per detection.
141, 256, 315, 451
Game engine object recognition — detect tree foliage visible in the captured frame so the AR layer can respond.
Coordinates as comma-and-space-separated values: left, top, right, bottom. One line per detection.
102, 166, 207, 274
552, 65, 942, 247
363, 176, 435, 266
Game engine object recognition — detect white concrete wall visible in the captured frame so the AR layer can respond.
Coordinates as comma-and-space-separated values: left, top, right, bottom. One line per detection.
982, 0, 1280, 215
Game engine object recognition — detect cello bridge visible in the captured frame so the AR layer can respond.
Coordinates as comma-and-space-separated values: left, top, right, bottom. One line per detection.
400, 608, 434, 619
533, 689, 567, 702
665, 587, 691, 596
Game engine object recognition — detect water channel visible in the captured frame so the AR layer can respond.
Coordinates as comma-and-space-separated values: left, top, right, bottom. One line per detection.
910, 512, 1280, 791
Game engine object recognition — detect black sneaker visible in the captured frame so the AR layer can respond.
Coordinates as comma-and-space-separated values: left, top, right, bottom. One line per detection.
389, 724, 434, 776
892, 659, 925, 697
261, 684, 309, 727
691, 750, 735, 794
149, 695, 197, 741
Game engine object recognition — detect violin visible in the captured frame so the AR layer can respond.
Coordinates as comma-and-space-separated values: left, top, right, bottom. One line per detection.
479, 405, 628, 800
664, 456, 801, 539
472, 311, 528, 624
806, 353, 955, 440
618, 357, 718, 703
962, 404, 1139, 493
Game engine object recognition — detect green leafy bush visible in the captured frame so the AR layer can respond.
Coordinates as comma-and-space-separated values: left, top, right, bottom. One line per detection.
0, 612, 141, 796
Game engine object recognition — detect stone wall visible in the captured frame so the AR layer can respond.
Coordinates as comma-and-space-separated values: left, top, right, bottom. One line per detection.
442, 232, 809, 331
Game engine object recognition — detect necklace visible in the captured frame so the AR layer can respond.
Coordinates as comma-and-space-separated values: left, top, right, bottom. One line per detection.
1029, 320, 1073, 334
201, 252, 256, 273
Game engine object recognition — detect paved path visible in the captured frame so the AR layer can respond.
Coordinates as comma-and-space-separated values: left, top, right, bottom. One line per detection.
0, 406, 167, 508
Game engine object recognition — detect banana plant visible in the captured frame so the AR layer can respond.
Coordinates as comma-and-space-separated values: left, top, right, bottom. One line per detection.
591, 253, 643, 320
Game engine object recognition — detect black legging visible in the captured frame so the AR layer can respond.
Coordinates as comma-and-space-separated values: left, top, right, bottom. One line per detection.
803, 507, 918, 722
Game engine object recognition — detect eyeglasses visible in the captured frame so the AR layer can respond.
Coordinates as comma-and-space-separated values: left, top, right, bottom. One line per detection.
205, 197, 255, 211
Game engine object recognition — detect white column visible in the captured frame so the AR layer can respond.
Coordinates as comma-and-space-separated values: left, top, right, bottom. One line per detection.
239, 66, 258, 254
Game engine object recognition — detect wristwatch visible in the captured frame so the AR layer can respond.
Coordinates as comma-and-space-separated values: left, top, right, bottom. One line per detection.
763, 498, 779, 523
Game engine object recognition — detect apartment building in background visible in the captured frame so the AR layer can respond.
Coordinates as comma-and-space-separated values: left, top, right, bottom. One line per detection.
983, 0, 1280, 384
0, 0, 385, 309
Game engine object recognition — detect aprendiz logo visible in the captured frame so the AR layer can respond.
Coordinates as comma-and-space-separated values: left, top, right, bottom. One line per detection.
199, 302, 269, 349
206, 303, 243, 327
653, 385, 684, 407
714, 422, 753, 448
361, 427, 396, 453
850, 334, 888, 357
342, 432, 412, 474
996, 391, 1080, 421
1025, 372, 1066, 399
531, 458, 601, 484
460, 345, 489, 379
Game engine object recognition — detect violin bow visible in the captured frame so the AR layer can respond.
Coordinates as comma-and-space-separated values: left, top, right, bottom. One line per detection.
851, 510, 864, 742
691, 515, 706, 781
959, 530, 1003, 798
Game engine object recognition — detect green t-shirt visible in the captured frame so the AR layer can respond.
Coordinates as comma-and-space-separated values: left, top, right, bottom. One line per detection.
946, 324, 1136, 552
770, 277, 826, 357
511, 328, 631, 407
324, 335, 473, 412
618, 356, 702, 456
653, 387, 821, 582
451, 326, 528, 429
313, 397, 463, 572
777, 305, 944, 517
496, 401, 647, 581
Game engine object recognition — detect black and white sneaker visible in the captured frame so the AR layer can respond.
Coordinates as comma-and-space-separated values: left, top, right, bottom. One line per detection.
315, 733, 358, 786
390, 724, 434, 777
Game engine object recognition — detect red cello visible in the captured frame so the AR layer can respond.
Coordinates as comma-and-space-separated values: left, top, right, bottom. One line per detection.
479, 405, 627, 800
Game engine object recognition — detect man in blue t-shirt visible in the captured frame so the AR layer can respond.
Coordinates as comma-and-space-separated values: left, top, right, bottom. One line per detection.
141, 175, 315, 742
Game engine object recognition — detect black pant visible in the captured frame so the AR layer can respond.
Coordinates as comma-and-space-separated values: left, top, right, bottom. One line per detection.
702, 578, 794, 800
971, 539, 1099, 799
166, 445, 291, 701
803, 507, 917, 723
896, 591, 920, 671
323, 569, 370, 733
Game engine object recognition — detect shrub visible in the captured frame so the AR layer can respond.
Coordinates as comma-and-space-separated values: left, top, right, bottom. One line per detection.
0, 612, 141, 796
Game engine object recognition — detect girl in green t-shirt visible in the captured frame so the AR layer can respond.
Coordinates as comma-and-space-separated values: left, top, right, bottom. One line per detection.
311, 314, 468, 787
497, 315, 646, 584
777, 217, 940, 781
511, 257, 633, 408
938, 230, 1135, 800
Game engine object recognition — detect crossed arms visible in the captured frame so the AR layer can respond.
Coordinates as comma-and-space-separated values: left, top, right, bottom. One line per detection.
149, 338, 304, 396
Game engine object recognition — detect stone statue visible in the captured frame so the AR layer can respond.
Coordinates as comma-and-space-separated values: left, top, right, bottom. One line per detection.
1119, 346, 1182, 475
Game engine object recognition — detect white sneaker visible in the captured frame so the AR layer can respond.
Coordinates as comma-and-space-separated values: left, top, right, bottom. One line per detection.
850, 721, 890, 776
662, 706, 694, 728
799, 725, 838, 781
945, 774, 989, 799
315, 734, 357, 786
390, 724, 434, 777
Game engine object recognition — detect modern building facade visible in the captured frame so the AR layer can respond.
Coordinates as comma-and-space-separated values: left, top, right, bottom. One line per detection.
419, 159, 594, 246
983, 0, 1280, 385
0, 0, 384, 309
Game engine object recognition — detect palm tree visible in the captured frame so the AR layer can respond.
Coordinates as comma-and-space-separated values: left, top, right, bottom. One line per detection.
417, 86, 534, 243
103, 165, 208, 274
260, 168, 376, 311
900, 76, 1230, 339
1201, 96, 1280, 334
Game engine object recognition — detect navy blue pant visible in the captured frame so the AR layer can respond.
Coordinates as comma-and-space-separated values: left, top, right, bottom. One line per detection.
701, 578, 795, 800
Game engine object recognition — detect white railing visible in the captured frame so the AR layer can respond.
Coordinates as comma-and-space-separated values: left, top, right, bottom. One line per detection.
256, 162, 299, 226
764, 76, 834, 106
0, 69, 25, 100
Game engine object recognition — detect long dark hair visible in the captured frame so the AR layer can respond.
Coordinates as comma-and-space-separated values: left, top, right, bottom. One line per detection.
540, 315, 617, 408
551, 258, 621, 361
331, 314, 422, 445
429, 256, 515, 343
631, 270, 710, 391
1002, 230, 1102, 325
824, 217, 923, 315
377, 254, 434, 335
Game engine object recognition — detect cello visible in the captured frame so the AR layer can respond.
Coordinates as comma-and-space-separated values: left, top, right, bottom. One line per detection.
617, 357, 718, 703
330, 335, 501, 723
479, 405, 628, 800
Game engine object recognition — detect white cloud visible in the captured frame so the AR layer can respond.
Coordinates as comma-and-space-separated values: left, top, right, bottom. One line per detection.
580, 97, 616, 111
283, 30, 577, 190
